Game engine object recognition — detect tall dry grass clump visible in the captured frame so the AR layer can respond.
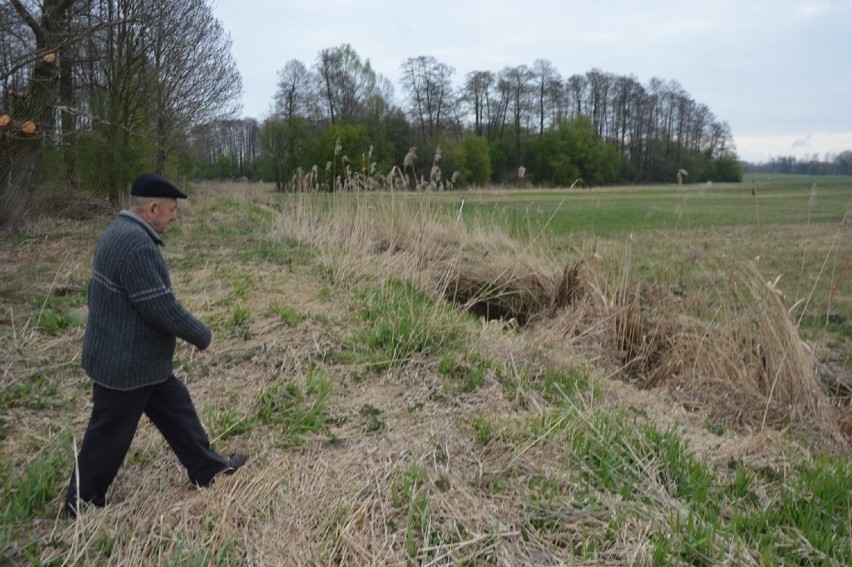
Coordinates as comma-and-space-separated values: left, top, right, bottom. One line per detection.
616, 260, 836, 443
273, 194, 847, 451
704, 263, 825, 424
273, 193, 556, 318
541, 252, 844, 450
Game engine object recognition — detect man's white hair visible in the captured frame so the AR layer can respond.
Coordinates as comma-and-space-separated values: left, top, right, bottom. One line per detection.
130, 195, 170, 213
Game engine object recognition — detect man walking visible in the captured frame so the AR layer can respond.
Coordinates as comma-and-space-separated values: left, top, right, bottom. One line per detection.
64, 173, 246, 517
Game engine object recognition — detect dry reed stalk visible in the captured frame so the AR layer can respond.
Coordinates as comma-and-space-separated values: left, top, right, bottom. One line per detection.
826, 255, 850, 322
793, 218, 850, 327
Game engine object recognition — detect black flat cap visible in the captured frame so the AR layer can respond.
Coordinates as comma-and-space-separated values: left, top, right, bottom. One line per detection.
131, 173, 188, 199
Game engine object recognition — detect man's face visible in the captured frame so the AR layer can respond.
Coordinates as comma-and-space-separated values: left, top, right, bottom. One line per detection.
150, 198, 178, 234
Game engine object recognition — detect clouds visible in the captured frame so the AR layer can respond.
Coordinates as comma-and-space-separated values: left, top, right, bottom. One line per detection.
792, 135, 813, 149
212, 0, 852, 162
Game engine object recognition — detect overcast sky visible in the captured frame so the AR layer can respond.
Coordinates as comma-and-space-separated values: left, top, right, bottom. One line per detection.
211, 0, 852, 163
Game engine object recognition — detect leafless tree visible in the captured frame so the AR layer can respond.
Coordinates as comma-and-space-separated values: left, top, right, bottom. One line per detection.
585, 68, 611, 138
500, 65, 533, 167
564, 73, 587, 119
399, 55, 455, 141
610, 74, 642, 155
361, 73, 397, 141
315, 44, 376, 125
190, 118, 258, 174
461, 70, 493, 138
532, 59, 561, 135
145, 0, 242, 173
274, 59, 317, 121
488, 73, 511, 140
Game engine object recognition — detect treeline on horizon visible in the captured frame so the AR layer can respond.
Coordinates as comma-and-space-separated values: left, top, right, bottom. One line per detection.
190, 45, 744, 190
744, 152, 852, 176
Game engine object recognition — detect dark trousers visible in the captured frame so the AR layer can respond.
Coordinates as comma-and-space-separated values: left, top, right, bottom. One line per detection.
65, 375, 227, 512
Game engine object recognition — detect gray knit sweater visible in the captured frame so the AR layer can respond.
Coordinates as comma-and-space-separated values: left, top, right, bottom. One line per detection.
82, 210, 211, 390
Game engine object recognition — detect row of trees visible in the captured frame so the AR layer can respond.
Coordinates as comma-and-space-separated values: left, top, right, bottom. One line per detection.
191, 46, 743, 191
744, 152, 852, 176
1, 0, 241, 227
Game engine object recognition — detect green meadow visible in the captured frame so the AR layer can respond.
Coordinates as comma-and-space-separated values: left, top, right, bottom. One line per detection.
442, 176, 850, 235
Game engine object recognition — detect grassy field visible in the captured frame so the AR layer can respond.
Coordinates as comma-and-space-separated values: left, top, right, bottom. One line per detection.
0, 177, 850, 565
458, 179, 847, 235
464, 178, 851, 340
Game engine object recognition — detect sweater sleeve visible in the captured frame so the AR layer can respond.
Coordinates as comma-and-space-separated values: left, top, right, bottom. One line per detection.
122, 246, 212, 350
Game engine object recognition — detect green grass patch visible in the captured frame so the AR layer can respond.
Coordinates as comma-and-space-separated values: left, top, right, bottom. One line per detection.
0, 371, 66, 411
256, 370, 331, 446
171, 198, 277, 269
213, 267, 254, 302
799, 314, 852, 342
514, 402, 852, 565
30, 288, 87, 335
1, 430, 71, 561
438, 353, 488, 394
228, 305, 252, 340
269, 302, 308, 326
726, 454, 852, 565
35, 310, 85, 335
389, 458, 430, 558
162, 537, 244, 566
569, 412, 718, 511
352, 279, 464, 371
205, 403, 257, 441
386, 456, 470, 559
359, 404, 386, 434
452, 181, 851, 237
541, 367, 590, 405
242, 238, 314, 267
496, 364, 532, 409
471, 414, 498, 446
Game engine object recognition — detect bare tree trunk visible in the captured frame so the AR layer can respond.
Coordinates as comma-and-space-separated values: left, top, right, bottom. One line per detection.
1, 0, 76, 230
0, 137, 40, 230
59, 23, 79, 190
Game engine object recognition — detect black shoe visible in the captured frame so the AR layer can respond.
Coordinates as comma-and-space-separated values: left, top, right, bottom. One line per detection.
220, 453, 248, 477
196, 453, 248, 487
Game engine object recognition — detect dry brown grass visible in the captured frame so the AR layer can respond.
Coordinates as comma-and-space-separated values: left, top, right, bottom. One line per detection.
1, 185, 848, 565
